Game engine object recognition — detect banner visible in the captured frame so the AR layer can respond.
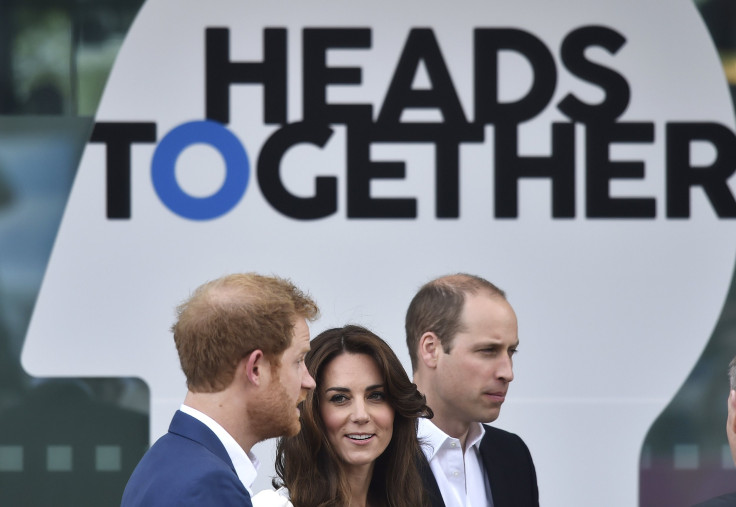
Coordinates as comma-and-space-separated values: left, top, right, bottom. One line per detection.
21, 0, 736, 504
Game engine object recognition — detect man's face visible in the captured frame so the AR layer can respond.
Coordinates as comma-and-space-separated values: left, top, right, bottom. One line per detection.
727, 390, 736, 465
252, 318, 316, 439
431, 293, 518, 433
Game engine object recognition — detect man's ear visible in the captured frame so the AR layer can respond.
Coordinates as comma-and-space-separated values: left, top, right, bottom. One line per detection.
242, 350, 268, 387
418, 332, 441, 369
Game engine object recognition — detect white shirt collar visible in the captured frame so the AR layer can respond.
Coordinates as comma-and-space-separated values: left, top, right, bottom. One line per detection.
180, 404, 260, 494
417, 418, 493, 507
418, 417, 486, 459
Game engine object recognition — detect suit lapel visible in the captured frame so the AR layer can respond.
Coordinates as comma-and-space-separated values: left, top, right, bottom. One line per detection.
168, 410, 236, 472
479, 425, 504, 506
417, 451, 446, 507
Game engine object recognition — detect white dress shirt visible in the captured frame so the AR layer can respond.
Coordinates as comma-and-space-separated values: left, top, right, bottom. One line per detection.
180, 404, 260, 495
418, 417, 494, 507
252, 487, 292, 507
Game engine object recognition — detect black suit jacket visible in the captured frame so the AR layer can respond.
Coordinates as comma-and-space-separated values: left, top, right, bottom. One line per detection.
419, 424, 539, 507
692, 492, 736, 507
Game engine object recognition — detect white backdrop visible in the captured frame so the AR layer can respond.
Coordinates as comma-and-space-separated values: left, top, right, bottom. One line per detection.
21, 0, 736, 505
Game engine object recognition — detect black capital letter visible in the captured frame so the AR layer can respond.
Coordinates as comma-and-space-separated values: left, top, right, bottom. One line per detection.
206, 27, 287, 124
495, 122, 575, 218
90, 122, 157, 219
475, 28, 557, 124
558, 26, 629, 123
346, 115, 417, 218
378, 28, 466, 124
586, 122, 655, 218
667, 122, 736, 218
303, 28, 372, 124
258, 122, 337, 219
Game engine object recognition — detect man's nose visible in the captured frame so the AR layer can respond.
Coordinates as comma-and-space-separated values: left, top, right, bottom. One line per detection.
302, 369, 316, 390
498, 354, 514, 382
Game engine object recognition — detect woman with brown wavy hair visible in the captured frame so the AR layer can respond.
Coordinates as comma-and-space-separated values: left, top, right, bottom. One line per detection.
252, 324, 433, 507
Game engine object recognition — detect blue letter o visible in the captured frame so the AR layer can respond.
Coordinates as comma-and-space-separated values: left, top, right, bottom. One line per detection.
151, 120, 249, 220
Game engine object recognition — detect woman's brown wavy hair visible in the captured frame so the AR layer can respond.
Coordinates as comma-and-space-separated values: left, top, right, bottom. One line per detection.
274, 325, 433, 507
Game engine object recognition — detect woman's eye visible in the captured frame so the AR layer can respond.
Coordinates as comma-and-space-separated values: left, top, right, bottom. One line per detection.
368, 391, 386, 401
329, 394, 348, 403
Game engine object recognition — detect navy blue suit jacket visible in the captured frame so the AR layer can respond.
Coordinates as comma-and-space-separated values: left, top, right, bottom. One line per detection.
121, 410, 253, 507
419, 424, 539, 507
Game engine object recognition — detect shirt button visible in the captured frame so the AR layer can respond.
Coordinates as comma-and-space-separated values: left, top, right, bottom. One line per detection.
453, 471, 459, 477
450, 442, 457, 448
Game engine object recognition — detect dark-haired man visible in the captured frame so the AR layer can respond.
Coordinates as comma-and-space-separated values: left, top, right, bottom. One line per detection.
693, 356, 736, 507
406, 273, 539, 507
122, 273, 318, 507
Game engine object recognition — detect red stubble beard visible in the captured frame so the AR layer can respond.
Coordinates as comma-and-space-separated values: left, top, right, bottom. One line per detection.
248, 376, 304, 441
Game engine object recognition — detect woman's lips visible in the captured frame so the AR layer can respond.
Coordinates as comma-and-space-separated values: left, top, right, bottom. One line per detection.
346, 433, 375, 444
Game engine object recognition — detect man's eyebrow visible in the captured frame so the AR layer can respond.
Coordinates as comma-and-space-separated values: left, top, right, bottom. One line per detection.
474, 340, 519, 348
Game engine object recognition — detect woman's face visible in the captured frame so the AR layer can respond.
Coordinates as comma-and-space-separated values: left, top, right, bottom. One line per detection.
319, 353, 395, 475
